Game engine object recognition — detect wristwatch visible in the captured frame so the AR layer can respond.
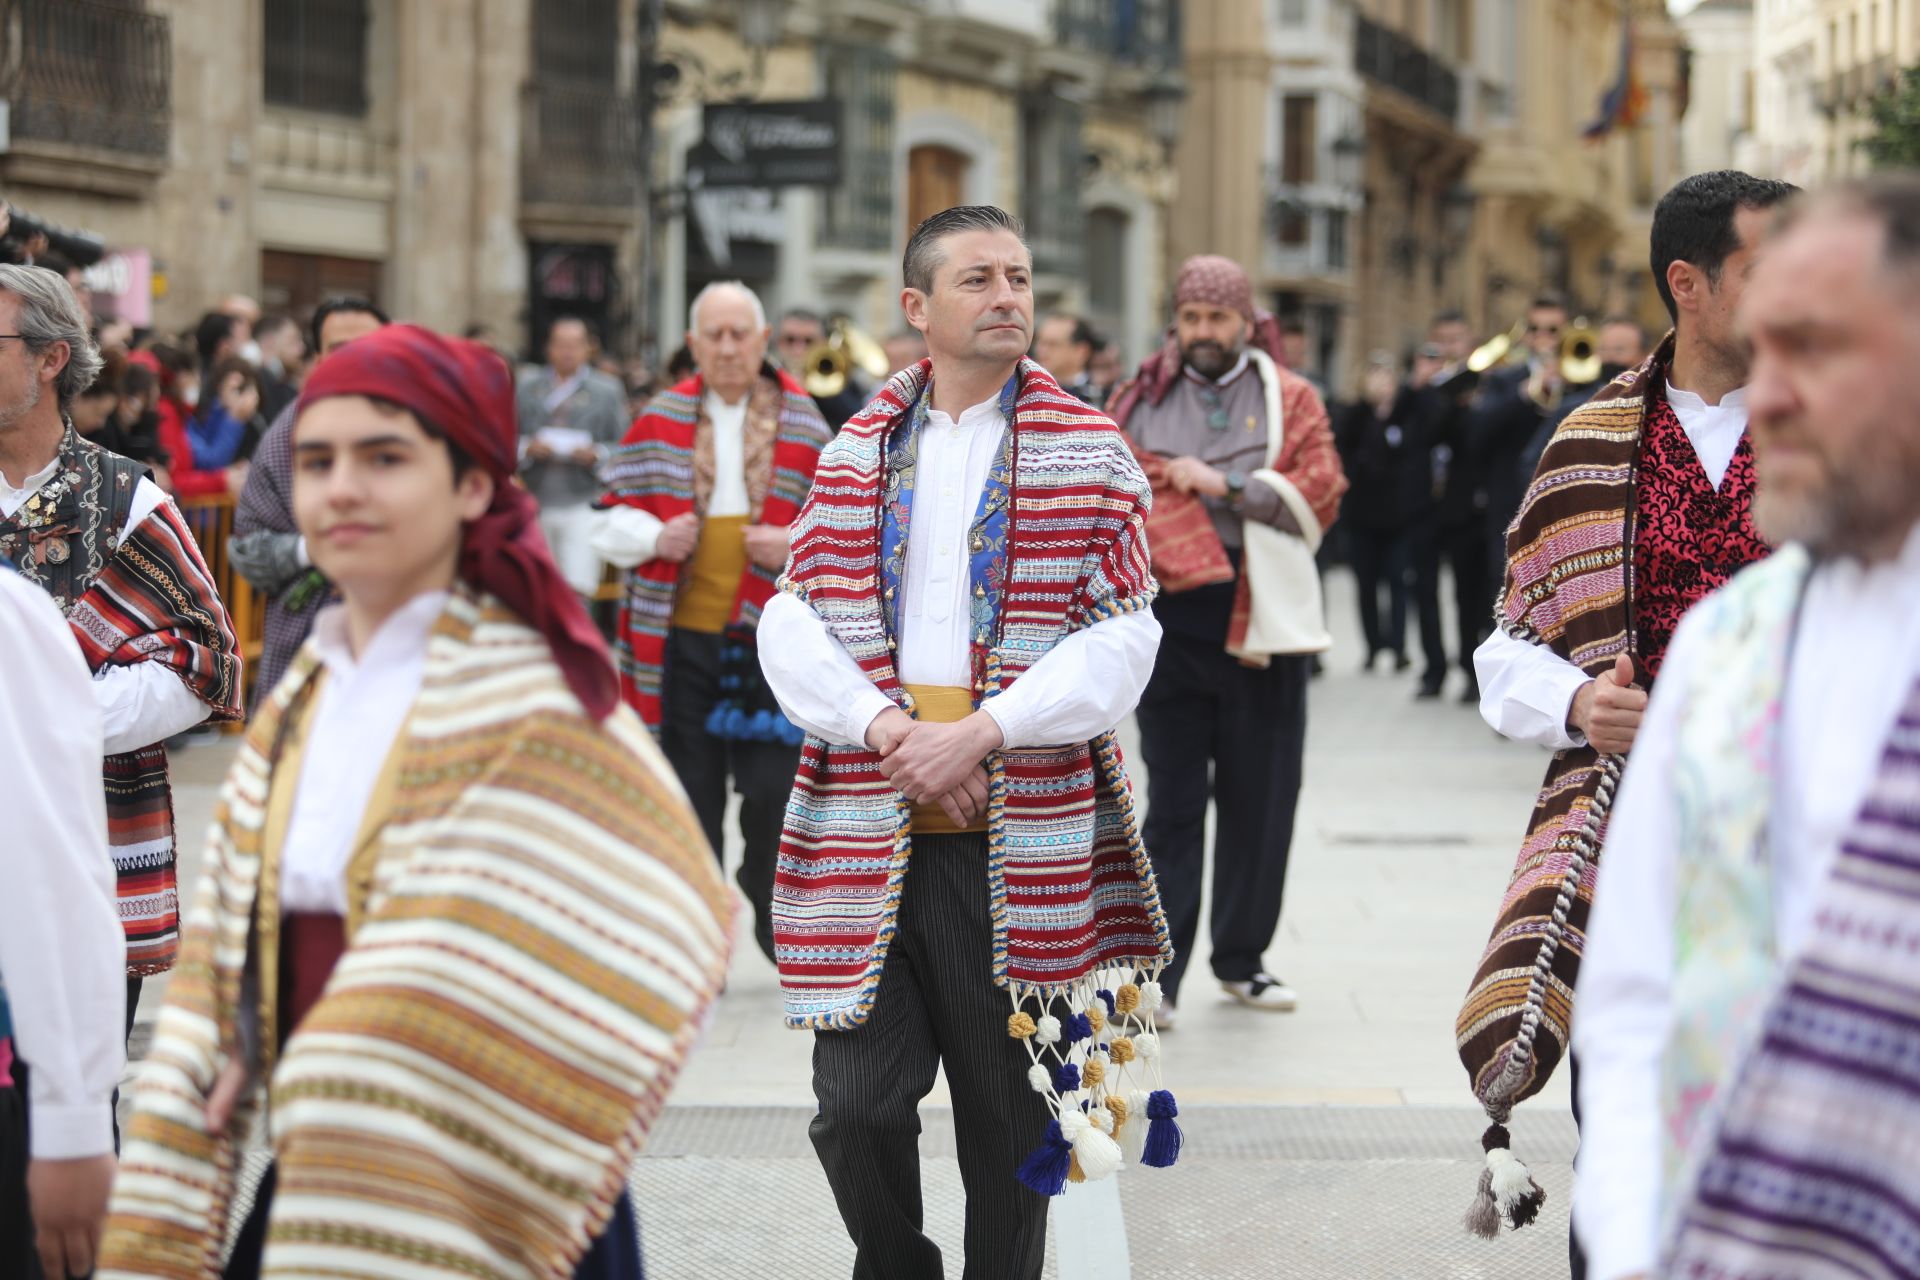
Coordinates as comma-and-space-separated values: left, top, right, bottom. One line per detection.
1224, 469, 1248, 508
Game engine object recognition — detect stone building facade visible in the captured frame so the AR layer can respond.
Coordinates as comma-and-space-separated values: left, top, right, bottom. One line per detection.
0, 0, 1175, 367
1743, 0, 1909, 185
1176, 0, 1682, 397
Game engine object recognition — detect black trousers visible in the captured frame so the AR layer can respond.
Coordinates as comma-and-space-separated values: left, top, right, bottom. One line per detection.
1569, 1051, 1587, 1280
1410, 518, 1448, 681
3, 975, 143, 1279
810, 833, 1053, 1280
1136, 633, 1310, 1003
660, 627, 799, 963
1348, 526, 1411, 661
1451, 516, 1495, 686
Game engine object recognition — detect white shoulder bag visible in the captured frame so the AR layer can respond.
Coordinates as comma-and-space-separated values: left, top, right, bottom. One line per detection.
1231, 349, 1332, 662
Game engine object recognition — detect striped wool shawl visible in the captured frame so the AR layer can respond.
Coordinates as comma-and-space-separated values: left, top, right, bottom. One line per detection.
771, 358, 1171, 1030
601, 368, 830, 731
0, 428, 242, 975
1665, 569, 1920, 1279
98, 586, 733, 1280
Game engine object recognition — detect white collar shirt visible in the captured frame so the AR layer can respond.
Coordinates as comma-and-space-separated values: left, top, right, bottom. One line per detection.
1663, 382, 1749, 491
703, 388, 751, 519
895, 393, 1009, 688
279, 590, 449, 916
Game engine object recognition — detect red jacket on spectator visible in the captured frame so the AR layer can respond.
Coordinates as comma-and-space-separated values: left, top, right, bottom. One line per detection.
129, 350, 226, 498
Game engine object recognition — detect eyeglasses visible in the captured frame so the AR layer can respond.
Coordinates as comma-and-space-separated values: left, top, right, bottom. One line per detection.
1526, 324, 1563, 337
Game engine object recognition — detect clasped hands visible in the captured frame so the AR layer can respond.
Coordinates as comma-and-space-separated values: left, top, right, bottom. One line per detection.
652, 513, 790, 571
865, 706, 1004, 828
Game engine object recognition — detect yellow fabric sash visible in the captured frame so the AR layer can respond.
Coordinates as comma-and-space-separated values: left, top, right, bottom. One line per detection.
672, 514, 749, 634
904, 683, 987, 835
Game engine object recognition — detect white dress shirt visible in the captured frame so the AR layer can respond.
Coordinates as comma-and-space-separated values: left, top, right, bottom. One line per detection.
758, 390, 1161, 750
591, 388, 752, 570
0, 569, 126, 1159
1475, 383, 1751, 751
3, 461, 214, 752
278, 590, 448, 915
1572, 522, 1920, 1280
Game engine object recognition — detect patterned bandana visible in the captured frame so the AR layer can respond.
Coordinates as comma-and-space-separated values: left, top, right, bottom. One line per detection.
1174, 255, 1256, 323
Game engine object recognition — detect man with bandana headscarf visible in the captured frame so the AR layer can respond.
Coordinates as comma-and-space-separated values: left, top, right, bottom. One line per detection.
1109, 254, 1347, 1023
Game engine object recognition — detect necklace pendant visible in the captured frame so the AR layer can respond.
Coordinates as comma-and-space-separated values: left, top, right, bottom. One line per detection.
43, 535, 69, 565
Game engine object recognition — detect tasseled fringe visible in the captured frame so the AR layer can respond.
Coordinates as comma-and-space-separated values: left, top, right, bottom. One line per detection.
1141, 1089, 1183, 1168
1464, 1123, 1546, 1237
1010, 964, 1177, 1194
1017, 1120, 1074, 1197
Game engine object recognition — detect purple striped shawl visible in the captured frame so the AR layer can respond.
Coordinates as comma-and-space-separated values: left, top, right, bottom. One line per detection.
1665, 673, 1920, 1279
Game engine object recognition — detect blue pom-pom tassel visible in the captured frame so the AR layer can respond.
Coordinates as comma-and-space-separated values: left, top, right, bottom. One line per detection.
704, 703, 731, 737
1066, 1013, 1093, 1043
1097, 989, 1117, 1017
1016, 1120, 1073, 1196
1053, 1063, 1080, 1092
1141, 1089, 1183, 1169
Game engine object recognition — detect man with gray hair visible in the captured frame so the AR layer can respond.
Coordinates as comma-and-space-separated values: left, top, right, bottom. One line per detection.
591, 280, 831, 960
0, 266, 240, 1048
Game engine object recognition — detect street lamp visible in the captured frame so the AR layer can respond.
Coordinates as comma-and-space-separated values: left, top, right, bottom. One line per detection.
738, 0, 781, 62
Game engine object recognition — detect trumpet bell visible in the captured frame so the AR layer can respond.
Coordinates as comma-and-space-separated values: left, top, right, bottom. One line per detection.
1560, 320, 1603, 385
804, 342, 852, 399
838, 324, 891, 381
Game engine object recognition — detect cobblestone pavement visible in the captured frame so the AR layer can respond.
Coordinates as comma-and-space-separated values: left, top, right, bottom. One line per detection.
159, 569, 1575, 1277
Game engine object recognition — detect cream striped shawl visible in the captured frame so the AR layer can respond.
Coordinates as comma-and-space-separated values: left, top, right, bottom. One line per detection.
99, 587, 733, 1279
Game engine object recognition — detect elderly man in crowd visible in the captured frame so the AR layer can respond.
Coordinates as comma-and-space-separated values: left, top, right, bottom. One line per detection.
1109, 254, 1347, 1023
594, 281, 832, 961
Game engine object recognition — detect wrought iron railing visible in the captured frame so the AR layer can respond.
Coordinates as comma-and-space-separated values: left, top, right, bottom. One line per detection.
1052, 0, 1182, 67
264, 0, 368, 117
522, 77, 640, 208
820, 45, 896, 252
0, 0, 170, 157
1354, 13, 1460, 125
1025, 94, 1086, 277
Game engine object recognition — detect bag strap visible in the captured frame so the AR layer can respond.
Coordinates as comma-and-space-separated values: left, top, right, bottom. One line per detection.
1248, 348, 1285, 468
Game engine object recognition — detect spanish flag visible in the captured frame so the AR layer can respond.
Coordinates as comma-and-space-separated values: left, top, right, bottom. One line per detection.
1583, 16, 1650, 140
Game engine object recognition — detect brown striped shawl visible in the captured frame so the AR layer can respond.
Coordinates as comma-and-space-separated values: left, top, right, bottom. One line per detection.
1455, 340, 1668, 1142
98, 586, 733, 1279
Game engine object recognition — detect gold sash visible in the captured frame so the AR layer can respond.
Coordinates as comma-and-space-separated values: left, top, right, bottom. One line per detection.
671, 514, 750, 634
903, 683, 988, 835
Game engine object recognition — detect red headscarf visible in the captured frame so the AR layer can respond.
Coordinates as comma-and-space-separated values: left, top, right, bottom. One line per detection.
1107, 254, 1293, 424
297, 324, 619, 720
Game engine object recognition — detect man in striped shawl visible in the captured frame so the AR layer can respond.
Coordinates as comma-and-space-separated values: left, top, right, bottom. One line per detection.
1454, 172, 1794, 1265
593, 281, 831, 963
0, 265, 241, 1032
1576, 176, 1920, 1280
98, 325, 733, 1279
759, 205, 1175, 1280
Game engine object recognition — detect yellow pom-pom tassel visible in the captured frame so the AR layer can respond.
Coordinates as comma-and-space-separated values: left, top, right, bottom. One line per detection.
1088, 1003, 1106, 1033
1007, 1011, 1038, 1039
1115, 983, 1141, 1015
1067, 1152, 1087, 1183
1106, 1095, 1129, 1130
1083, 1056, 1106, 1087
1109, 1037, 1135, 1064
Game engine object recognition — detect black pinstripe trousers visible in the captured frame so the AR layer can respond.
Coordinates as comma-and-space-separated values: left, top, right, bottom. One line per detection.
809, 832, 1053, 1280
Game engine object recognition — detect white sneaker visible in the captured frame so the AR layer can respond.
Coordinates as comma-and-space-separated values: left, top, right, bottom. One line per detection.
1154, 999, 1177, 1032
1221, 973, 1298, 1011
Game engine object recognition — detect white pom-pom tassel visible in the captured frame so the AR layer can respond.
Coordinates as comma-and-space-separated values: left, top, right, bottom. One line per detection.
1090, 1105, 1114, 1134
1028, 1064, 1052, 1094
1138, 981, 1163, 1013
1060, 1107, 1124, 1180
1118, 1090, 1149, 1166
1487, 1148, 1533, 1213
1036, 1015, 1062, 1045
1133, 1032, 1160, 1061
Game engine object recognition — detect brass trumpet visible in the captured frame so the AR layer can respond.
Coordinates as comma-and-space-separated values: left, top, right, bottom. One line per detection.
1559, 319, 1602, 385
1467, 319, 1527, 374
802, 318, 891, 398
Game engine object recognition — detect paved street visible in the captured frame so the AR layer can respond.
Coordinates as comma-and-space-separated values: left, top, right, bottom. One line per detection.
157, 569, 1577, 1276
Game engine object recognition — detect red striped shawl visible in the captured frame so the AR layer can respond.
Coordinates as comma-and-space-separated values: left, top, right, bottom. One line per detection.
770, 358, 1171, 1029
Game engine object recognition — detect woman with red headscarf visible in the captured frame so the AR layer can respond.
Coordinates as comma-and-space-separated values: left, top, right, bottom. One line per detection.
100, 326, 734, 1280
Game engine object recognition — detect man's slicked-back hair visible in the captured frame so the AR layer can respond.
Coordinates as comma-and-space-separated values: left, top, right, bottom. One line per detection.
903, 205, 1028, 294
1650, 169, 1800, 321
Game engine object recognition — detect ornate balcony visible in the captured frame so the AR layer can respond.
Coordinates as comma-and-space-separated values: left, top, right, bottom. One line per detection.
1354, 13, 1460, 127
0, 0, 171, 160
1052, 0, 1182, 67
521, 78, 641, 211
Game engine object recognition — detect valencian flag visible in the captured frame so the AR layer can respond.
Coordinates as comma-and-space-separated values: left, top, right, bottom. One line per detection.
1583, 15, 1650, 139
